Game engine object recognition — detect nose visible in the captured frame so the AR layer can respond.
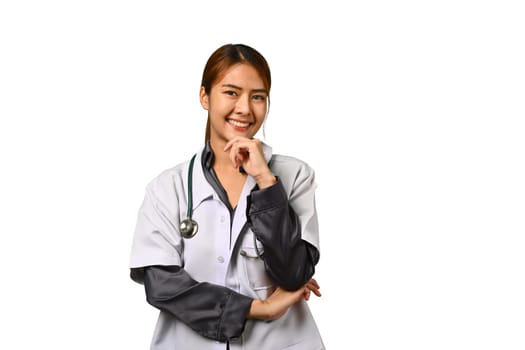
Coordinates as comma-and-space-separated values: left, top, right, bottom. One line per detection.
234, 94, 251, 115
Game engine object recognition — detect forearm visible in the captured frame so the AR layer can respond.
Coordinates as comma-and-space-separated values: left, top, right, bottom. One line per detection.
247, 180, 320, 290
141, 265, 253, 342
247, 282, 317, 321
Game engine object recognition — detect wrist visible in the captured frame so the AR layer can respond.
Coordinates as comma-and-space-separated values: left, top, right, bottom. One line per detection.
248, 299, 265, 320
248, 299, 276, 320
255, 171, 276, 189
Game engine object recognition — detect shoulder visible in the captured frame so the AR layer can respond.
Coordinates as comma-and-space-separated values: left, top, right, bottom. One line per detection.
144, 160, 189, 198
270, 154, 316, 187
269, 154, 317, 201
270, 154, 315, 175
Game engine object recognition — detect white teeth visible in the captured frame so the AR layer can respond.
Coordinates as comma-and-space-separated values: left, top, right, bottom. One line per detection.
228, 119, 250, 128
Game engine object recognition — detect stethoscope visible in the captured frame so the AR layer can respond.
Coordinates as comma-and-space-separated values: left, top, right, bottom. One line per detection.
179, 154, 199, 239
178, 152, 264, 257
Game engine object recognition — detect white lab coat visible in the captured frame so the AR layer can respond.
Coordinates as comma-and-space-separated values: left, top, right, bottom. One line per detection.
130, 143, 325, 350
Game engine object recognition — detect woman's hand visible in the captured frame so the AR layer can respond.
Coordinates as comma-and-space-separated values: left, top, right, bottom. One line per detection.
248, 279, 321, 321
223, 136, 276, 189
303, 278, 322, 301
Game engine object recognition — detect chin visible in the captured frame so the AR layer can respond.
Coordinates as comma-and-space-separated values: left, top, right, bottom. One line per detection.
230, 130, 255, 139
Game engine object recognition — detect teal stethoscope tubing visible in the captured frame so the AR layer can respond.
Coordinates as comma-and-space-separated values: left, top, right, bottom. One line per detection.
179, 154, 198, 238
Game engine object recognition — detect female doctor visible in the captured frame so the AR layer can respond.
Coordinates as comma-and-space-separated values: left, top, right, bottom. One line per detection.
129, 43, 325, 350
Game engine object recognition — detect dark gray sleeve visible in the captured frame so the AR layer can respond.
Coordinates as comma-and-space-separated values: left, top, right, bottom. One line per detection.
246, 180, 320, 291
132, 265, 253, 342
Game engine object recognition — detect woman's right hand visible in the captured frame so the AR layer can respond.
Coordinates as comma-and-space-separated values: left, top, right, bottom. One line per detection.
247, 278, 321, 321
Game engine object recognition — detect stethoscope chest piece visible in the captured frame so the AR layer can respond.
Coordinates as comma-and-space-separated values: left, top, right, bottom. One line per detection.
180, 218, 198, 239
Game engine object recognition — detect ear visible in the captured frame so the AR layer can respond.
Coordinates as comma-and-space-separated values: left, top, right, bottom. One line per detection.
199, 86, 209, 110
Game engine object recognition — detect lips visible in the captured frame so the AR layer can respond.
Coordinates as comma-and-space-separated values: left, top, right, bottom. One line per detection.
227, 119, 251, 130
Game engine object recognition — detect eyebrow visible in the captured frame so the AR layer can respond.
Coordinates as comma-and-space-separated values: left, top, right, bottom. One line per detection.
221, 84, 268, 94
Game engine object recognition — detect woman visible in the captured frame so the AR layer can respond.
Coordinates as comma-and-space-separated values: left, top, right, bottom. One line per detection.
130, 43, 325, 349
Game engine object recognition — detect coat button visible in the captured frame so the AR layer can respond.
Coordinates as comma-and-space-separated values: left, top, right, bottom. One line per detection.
217, 256, 225, 263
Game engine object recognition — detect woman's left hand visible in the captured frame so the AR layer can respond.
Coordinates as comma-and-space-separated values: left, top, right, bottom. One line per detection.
224, 136, 276, 188
303, 278, 322, 301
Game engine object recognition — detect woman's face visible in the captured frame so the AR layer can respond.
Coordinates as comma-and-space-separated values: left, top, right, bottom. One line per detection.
200, 63, 268, 145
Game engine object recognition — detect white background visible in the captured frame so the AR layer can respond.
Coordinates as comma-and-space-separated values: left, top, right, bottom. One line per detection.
1, 1, 524, 349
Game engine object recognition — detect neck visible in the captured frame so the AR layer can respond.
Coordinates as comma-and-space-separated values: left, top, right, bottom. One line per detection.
209, 138, 233, 168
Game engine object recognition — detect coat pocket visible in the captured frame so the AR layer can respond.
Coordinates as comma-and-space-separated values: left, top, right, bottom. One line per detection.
239, 245, 275, 299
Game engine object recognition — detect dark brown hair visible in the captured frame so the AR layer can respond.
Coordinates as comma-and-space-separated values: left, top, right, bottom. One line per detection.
201, 44, 272, 140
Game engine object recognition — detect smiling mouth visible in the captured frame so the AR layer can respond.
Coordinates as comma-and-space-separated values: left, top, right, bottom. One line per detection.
228, 119, 251, 129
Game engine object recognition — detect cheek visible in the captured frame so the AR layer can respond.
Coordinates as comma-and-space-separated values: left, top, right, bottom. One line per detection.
214, 101, 234, 116
207, 101, 226, 116
254, 103, 268, 119
209, 95, 234, 112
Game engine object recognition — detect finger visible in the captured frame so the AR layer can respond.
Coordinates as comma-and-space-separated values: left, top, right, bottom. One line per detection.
304, 289, 311, 301
306, 286, 321, 297
228, 146, 237, 168
223, 136, 242, 152
306, 279, 318, 290
223, 136, 251, 152
308, 278, 320, 289
231, 143, 249, 168
228, 142, 243, 168
306, 281, 322, 297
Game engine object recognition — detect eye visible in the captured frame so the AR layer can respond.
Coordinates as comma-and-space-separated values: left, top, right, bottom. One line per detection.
252, 94, 267, 101
224, 90, 238, 96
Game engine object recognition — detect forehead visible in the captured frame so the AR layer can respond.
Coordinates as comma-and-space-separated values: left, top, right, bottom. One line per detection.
214, 63, 265, 88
